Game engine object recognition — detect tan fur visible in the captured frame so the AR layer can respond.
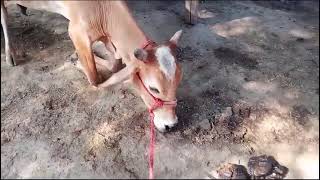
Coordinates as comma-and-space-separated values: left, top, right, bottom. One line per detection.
1, 0, 183, 131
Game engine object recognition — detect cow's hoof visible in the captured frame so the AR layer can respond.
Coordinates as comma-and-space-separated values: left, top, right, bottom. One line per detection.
90, 84, 100, 91
6, 54, 16, 66
67, 52, 79, 65
88, 79, 97, 87
67, 53, 84, 71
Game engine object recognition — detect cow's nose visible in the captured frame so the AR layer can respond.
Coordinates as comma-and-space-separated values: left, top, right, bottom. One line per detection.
153, 114, 178, 132
165, 125, 170, 131
163, 121, 178, 132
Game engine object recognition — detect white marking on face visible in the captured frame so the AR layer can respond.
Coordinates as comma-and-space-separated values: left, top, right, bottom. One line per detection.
155, 46, 176, 80
153, 108, 178, 132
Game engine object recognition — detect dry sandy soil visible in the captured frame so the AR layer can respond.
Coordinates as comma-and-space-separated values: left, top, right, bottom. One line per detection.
1, 0, 319, 179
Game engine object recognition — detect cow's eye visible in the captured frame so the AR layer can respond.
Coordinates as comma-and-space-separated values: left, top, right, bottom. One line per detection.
149, 86, 160, 94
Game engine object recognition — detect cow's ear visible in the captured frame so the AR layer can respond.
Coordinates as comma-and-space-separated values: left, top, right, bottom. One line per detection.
134, 48, 148, 62
169, 30, 183, 46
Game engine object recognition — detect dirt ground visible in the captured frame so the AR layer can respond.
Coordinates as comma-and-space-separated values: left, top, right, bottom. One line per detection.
1, 0, 319, 179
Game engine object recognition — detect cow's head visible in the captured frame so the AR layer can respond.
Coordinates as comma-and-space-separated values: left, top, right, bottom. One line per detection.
131, 30, 183, 132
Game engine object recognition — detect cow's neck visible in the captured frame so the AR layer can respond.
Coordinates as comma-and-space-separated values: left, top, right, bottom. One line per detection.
105, 2, 149, 62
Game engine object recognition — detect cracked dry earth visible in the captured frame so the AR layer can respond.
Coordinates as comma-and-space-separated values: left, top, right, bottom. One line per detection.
1, 1, 319, 179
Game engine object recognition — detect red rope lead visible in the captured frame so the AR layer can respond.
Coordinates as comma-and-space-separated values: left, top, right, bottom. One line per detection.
148, 111, 155, 179
141, 39, 156, 49
142, 83, 176, 180
148, 100, 162, 180
138, 39, 177, 179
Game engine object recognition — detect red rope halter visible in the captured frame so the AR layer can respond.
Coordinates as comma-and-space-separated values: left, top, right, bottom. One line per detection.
137, 73, 177, 179
138, 38, 177, 179
141, 39, 156, 50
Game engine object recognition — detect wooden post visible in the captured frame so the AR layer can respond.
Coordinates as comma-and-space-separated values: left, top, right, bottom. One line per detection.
185, 0, 199, 25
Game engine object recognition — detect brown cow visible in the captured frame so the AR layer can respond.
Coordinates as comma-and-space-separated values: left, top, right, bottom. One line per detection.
1, 1, 183, 132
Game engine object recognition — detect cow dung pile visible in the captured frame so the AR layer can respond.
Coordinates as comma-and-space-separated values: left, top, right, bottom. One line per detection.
211, 155, 289, 179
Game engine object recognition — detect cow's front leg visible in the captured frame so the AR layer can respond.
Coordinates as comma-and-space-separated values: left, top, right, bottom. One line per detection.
1, 2, 16, 66
98, 65, 137, 89
68, 23, 100, 86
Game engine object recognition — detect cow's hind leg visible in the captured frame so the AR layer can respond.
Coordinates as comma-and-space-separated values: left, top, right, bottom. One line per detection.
97, 37, 123, 73
1, 2, 16, 66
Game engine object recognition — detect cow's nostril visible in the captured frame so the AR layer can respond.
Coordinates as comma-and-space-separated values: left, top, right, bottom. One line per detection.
165, 125, 170, 131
